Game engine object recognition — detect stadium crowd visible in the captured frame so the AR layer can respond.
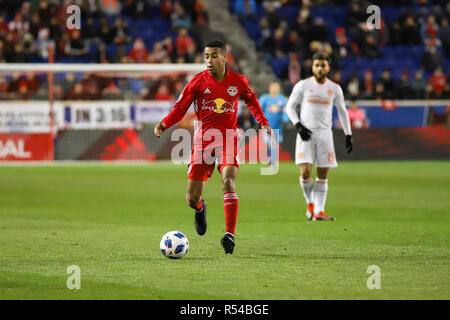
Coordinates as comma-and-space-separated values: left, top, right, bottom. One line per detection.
0, 0, 448, 101
233, 0, 450, 100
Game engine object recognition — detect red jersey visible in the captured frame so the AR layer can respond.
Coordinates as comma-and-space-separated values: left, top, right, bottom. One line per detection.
161, 68, 268, 149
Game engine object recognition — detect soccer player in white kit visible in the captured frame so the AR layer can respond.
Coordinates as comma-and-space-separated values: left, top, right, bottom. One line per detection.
286, 52, 353, 221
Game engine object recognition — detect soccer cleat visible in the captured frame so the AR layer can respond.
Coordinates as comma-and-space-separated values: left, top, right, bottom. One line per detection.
313, 211, 336, 221
194, 200, 207, 235
221, 233, 235, 254
306, 203, 314, 220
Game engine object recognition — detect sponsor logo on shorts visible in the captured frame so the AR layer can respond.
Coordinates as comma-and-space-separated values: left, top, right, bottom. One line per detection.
328, 152, 335, 163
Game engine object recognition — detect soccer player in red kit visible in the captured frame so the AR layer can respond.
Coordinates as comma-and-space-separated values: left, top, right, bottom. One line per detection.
154, 40, 272, 254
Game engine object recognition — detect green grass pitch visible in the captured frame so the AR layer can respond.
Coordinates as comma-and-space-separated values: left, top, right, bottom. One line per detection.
0, 161, 449, 300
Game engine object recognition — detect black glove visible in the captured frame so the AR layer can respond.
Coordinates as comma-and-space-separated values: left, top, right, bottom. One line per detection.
295, 122, 312, 141
345, 135, 353, 153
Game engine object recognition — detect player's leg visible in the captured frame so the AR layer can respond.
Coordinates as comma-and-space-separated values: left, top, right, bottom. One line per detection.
312, 130, 337, 221
219, 164, 239, 254
295, 134, 315, 219
186, 178, 208, 235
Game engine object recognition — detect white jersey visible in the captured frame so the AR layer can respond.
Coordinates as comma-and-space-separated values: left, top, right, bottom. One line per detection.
286, 77, 352, 135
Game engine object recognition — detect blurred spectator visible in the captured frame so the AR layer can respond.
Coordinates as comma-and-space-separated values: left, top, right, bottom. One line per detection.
345, 72, 360, 100
151, 41, 168, 63
389, 21, 402, 45
34, 28, 52, 60
281, 53, 301, 87
37, 1, 51, 26
398, 70, 413, 99
378, 69, 397, 99
374, 82, 386, 100
8, 12, 29, 36
264, 2, 281, 30
112, 18, 131, 45
234, 0, 257, 18
439, 18, 450, 58
401, 14, 421, 45
428, 68, 447, 98
309, 17, 328, 42
129, 38, 149, 63
421, 41, 443, 73
123, 0, 151, 19
334, 27, 349, 58
424, 83, 439, 100
226, 44, 240, 73
347, 100, 368, 129
300, 58, 313, 79
264, 27, 288, 57
175, 28, 194, 57
171, 2, 192, 30
102, 82, 122, 99
361, 69, 375, 99
154, 83, 174, 101
420, 15, 440, 46
193, 1, 209, 27
258, 17, 272, 49
83, 17, 97, 40
285, 30, 302, 54
68, 29, 88, 57
98, 17, 113, 44
411, 70, 427, 99
100, 0, 121, 16
362, 34, 381, 59
94, 43, 111, 63
238, 106, 256, 131
291, 12, 311, 44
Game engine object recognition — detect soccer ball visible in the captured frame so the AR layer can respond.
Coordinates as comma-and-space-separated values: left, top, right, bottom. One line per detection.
160, 231, 189, 259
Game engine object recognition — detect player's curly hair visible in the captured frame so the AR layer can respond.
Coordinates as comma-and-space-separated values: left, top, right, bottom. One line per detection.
312, 52, 331, 65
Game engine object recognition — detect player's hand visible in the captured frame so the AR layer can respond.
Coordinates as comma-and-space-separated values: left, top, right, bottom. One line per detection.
262, 124, 274, 145
295, 122, 312, 141
154, 122, 166, 138
345, 135, 353, 153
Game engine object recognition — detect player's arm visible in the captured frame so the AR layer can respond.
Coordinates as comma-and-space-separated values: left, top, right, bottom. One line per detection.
154, 80, 196, 138
240, 77, 272, 137
285, 81, 312, 141
334, 85, 353, 153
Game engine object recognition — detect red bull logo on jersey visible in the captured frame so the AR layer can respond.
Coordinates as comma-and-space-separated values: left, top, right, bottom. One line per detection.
201, 98, 235, 114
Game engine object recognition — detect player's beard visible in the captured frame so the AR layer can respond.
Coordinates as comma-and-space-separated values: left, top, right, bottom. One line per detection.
313, 71, 327, 83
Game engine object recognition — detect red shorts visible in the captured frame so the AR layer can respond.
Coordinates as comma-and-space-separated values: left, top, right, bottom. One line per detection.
187, 144, 239, 181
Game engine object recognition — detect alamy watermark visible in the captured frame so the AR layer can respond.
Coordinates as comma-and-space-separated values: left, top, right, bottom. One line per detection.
366, 5, 381, 30
66, 5, 81, 30
170, 124, 280, 175
66, 265, 81, 290
366, 265, 381, 289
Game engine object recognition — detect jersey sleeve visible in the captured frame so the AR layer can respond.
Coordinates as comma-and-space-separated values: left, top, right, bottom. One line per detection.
160, 77, 197, 129
240, 76, 268, 126
334, 85, 352, 135
285, 80, 303, 125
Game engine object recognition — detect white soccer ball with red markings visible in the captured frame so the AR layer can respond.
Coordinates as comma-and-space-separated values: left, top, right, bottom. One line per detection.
160, 231, 189, 259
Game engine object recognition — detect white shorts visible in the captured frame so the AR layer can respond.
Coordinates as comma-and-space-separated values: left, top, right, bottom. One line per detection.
295, 129, 337, 168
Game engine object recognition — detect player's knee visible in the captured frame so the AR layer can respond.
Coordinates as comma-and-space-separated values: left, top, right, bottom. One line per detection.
222, 177, 235, 193
186, 193, 201, 208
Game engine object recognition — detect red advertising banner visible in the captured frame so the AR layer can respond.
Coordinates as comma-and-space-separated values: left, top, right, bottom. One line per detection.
0, 133, 53, 161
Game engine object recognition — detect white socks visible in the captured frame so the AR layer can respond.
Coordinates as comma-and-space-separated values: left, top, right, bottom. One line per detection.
313, 178, 328, 214
299, 177, 314, 204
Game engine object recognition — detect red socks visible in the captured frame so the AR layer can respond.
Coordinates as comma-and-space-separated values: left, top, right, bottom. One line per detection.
224, 192, 239, 235
187, 195, 204, 212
